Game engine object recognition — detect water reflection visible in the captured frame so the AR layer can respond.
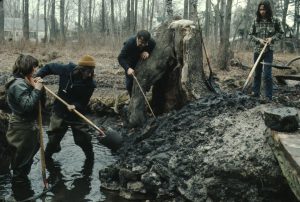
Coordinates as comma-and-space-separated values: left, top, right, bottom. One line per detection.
0, 128, 121, 201
46, 158, 93, 201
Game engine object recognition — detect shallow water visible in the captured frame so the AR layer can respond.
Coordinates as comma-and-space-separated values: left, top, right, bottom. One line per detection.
0, 127, 127, 201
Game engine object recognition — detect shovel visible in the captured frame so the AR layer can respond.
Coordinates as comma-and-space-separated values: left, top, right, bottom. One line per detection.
242, 42, 268, 91
43, 86, 122, 151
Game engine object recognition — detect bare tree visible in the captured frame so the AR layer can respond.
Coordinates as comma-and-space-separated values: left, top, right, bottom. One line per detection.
134, 0, 138, 32
23, 0, 29, 40
190, 0, 198, 21
281, 0, 289, 50
0, 0, 4, 42
217, 0, 233, 70
184, 0, 188, 19
89, 0, 92, 32
127, 0, 130, 32
43, 0, 48, 43
78, 0, 81, 39
204, 0, 211, 38
36, 0, 40, 43
110, 0, 115, 33
142, 0, 145, 29
166, 0, 173, 21
50, 0, 56, 42
149, 0, 154, 30
130, 0, 134, 33
60, 0, 65, 43
101, 0, 105, 33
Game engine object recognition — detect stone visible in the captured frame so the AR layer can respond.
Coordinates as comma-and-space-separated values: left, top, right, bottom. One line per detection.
264, 107, 299, 132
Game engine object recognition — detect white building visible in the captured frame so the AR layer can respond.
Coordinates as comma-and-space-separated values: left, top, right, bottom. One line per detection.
4, 17, 45, 42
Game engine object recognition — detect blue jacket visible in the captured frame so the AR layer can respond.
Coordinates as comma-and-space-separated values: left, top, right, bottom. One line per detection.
36, 63, 96, 119
118, 36, 156, 72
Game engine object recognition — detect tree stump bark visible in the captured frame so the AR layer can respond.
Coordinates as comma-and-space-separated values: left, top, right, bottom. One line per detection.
128, 20, 215, 127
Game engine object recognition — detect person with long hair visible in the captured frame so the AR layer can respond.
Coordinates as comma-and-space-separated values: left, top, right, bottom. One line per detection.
249, 0, 284, 101
5, 54, 43, 184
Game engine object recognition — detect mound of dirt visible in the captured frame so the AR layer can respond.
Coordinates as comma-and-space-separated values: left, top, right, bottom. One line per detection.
99, 93, 297, 201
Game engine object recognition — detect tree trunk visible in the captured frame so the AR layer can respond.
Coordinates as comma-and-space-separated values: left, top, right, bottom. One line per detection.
134, 0, 138, 32
0, 0, 4, 42
110, 0, 115, 34
146, 0, 150, 29
43, 0, 48, 43
50, 0, 56, 42
127, 0, 130, 32
23, 0, 29, 40
78, 0, 81, 39
142, 0, 145, 29
88, 0, 92, 32
35, 0, 40, 44
204, 0, 211, 38
60, 0, 65, 43
166, 0, 173, 21
101, 0, 105, 33
130, 0, 134, 33
127, 20, 214, 127
217, 0, 233, 70
149, 0, 154, 30
190, 0, 198, 21
184, 0, 188, 19
281, 0, 289, 51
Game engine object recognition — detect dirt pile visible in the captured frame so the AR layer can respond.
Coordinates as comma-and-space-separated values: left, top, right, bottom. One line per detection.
99, 92, 297, 201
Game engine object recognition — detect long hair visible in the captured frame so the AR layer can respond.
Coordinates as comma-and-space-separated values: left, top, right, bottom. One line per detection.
12, 54, 39, 77
256, 0, 273, 22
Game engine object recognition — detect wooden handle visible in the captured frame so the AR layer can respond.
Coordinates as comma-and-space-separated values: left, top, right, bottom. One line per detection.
38, 102, 48, 188
242, 43, 268, 91
44, 86, 105, 136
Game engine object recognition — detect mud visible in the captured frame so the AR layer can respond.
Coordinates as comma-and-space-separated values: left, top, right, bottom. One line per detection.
99, 92, 299, 201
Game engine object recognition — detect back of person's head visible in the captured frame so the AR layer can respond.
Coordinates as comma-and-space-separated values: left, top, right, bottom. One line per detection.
13, 54, 39, 77
256, 0, 273, 22
137, 30, 151, 42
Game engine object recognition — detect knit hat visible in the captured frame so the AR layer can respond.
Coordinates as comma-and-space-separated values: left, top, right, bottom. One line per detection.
78, 55, 96, 68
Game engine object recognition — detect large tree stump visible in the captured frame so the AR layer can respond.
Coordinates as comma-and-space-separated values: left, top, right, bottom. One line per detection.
128, 20, 214, 127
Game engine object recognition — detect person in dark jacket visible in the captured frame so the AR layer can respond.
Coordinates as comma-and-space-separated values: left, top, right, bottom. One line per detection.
36, 55, 96, 160
249, 0, 283, 101
118, 30, 156, 96
5, 54, 43, 184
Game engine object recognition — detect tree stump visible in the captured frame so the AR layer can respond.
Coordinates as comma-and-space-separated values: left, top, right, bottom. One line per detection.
128, 20, 215, 127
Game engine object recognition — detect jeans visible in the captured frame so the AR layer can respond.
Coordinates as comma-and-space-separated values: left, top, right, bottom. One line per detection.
252, 50, 273, 100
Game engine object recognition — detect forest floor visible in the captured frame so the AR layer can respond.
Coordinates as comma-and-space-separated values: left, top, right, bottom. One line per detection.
0, 42, 299, 101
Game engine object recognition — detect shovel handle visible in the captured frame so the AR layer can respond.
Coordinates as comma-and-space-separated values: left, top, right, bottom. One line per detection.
242, 42, 268, 91
44, 86, 106, 137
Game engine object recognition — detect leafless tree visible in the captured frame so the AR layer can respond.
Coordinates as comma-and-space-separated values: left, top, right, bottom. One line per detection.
184, 0, 188, 19
0, 0, 4, 42
142, 0, 145, 29
60, 0, 65, 43
166, 0, 173, 21
50, 0, 56, 42
23, 0, 29, 40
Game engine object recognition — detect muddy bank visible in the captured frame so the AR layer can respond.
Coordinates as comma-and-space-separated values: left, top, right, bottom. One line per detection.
99, 92, 298, 201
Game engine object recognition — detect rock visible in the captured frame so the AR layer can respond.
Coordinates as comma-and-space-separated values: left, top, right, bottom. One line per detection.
127, 181, 145, 192
264, 107, 299, 132
141, 171, 161, 194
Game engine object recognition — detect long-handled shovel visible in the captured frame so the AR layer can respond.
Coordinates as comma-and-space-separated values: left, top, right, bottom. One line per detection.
38, 101, 48, 188
44, 86, 105, 136
242, 42, 268, 92
132, 73, 156, 119
43, 86, 122, 151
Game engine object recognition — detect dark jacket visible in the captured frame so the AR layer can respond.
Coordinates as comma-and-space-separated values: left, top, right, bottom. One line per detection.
36, 63, 96, 120
118, 36, 156, 72
5, 76, 42, 120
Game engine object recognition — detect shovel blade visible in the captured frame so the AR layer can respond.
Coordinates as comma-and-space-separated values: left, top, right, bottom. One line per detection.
98, 127, 123, 151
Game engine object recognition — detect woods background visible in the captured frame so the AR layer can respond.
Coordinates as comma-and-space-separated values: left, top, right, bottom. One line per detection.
0, 0, 298, 70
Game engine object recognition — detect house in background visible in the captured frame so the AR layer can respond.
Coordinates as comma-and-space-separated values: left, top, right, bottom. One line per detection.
4, 17, 45, 42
